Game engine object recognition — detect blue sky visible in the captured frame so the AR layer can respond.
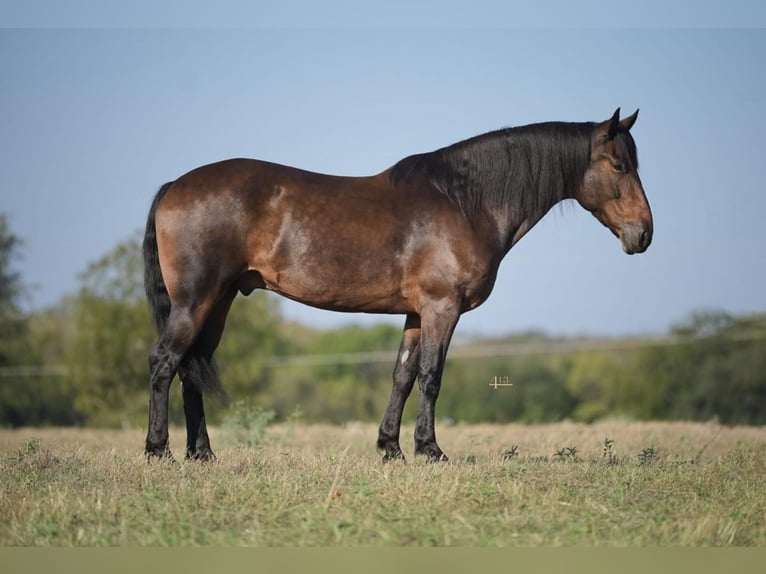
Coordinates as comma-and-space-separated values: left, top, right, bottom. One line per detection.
1, 8, 765, 337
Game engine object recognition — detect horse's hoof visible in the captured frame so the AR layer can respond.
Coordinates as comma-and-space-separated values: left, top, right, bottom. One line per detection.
427, 452, 449, 463
377, 438, 406, 463
145, 448, 175, 463
186, 449, 217, 462
382, 450, 406, 464
415, 444, 449, 462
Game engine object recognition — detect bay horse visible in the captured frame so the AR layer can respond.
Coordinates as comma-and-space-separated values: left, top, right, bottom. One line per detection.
143, 108, 652, 462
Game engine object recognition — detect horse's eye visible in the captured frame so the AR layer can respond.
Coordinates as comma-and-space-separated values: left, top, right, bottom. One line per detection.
612, 162, 625, 173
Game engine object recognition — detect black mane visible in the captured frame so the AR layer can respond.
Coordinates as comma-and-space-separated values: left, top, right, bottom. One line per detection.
389, 122, 595, 221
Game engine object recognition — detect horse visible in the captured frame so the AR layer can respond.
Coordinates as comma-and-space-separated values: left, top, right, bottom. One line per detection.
143, 108, 652, 462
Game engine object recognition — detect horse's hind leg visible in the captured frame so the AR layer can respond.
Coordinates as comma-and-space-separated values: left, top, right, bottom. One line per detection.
179, 286, 237, 461
145, 304, 207, 459
377, 314, 421, 462
180, 382, 213, 461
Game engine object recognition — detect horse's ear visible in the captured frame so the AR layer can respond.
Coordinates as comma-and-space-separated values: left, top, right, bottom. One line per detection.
598, 108, 621, 141
607, 108, 621, 138
620, 109, 639, 131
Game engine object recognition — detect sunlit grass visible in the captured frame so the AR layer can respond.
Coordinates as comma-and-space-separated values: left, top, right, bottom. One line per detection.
0, 422, 764, 546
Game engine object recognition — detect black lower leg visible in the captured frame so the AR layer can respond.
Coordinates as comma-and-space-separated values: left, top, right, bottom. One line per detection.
412, 307, 458, 462
377, 375, 416, 462
181, 379, 215, 461
145, 345, 182, 458
377, 316, 420, 462
414, 373, 448, 461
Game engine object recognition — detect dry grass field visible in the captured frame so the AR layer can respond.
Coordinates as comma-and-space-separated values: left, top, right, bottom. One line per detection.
1, 421, 764, 546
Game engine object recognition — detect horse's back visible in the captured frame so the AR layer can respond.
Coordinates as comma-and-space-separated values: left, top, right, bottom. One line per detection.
173, 157, 386, 197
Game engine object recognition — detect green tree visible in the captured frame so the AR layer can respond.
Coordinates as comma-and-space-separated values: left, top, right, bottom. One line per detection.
565, 351, 627, 422
436, 354, 574, 424
0, 215, 82, 426
619, 311, 766, 424
240, 323, 400, 423
63, 234, 156, 426
213, 292, 297, 421
0, 213, 31, 425
0, 214, 26, 365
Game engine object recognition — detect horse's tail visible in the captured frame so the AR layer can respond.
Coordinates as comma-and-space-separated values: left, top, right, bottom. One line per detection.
143, 182, 225, 398
143, 182, 173, 334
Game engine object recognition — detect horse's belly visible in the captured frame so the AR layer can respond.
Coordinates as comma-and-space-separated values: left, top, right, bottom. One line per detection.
262, 268, 411, 314
251, 204, 412, 312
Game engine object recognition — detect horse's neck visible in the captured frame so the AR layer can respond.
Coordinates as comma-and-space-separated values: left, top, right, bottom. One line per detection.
464, 133, 587, 256
492, 195, 568, 255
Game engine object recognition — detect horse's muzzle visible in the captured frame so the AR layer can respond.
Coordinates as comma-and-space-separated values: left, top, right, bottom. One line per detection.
620, 222, 652, 255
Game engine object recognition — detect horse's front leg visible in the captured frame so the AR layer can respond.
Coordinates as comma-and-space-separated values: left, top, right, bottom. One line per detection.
413, 302, 460, 462
377, 314, 421, 462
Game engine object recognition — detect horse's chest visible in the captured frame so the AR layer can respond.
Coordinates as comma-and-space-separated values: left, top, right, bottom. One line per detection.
461, 264, 499, 311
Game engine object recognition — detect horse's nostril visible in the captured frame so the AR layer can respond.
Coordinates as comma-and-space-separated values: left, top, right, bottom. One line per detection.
639, 228, 649, 248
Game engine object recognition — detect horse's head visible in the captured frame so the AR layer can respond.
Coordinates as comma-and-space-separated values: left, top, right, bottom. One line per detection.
576, 108, 653, 254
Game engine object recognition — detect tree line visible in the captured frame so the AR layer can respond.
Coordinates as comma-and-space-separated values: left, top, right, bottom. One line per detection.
1, 214, 764, 428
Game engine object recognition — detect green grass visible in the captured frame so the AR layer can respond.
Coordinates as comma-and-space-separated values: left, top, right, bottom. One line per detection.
0, 421, 764, 546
